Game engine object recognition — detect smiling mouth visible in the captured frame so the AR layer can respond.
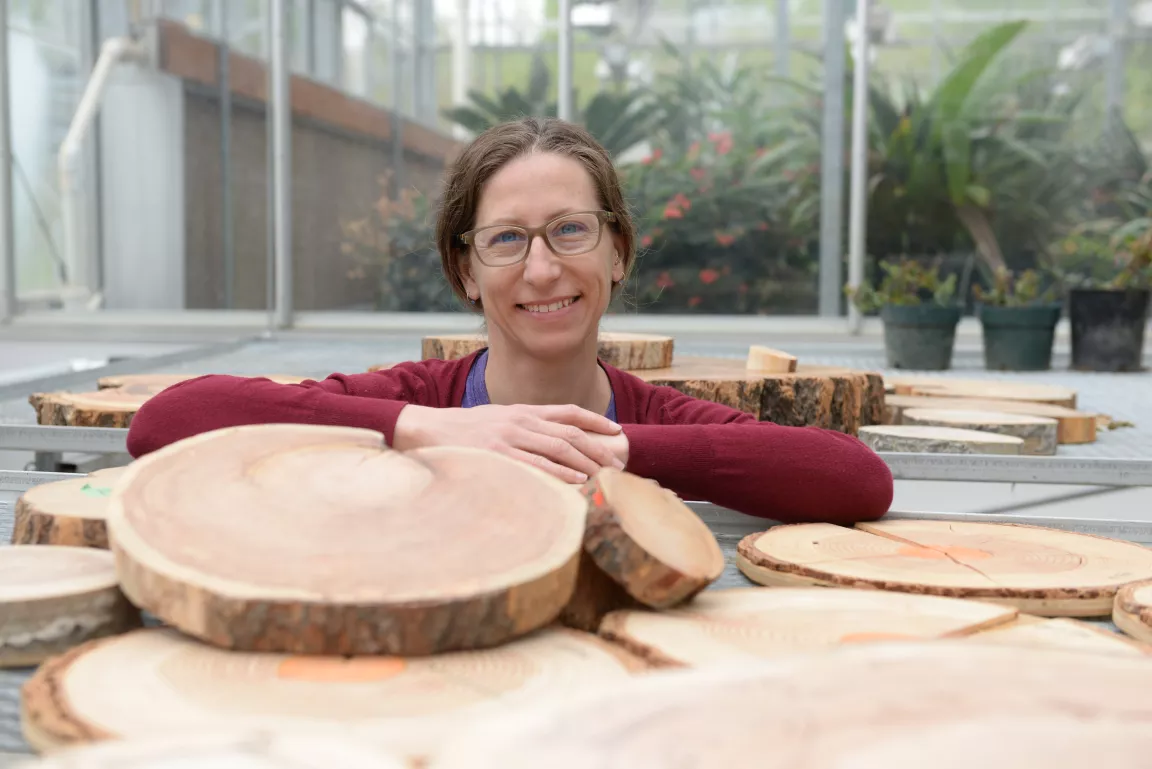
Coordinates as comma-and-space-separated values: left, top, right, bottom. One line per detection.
518, 296, 580, 314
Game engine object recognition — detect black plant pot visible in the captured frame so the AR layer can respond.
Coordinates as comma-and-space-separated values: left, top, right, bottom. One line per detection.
1068, 288, 1150, 372
881, 304, 963, 370
977, 303, 1062, 371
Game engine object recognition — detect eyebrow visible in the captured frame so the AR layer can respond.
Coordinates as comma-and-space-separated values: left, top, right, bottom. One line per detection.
474, 207, 589, 229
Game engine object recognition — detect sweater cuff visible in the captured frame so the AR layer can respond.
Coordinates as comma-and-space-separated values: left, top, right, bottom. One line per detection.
622, 424, 715, 485
310, 392, 408, 446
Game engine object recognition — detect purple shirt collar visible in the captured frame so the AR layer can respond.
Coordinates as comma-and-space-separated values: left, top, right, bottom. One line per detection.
461, 349, 618, 423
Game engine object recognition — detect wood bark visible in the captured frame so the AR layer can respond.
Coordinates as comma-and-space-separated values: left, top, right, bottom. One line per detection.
578, 469, 724, 609
19, 625, 646, 758
433, 642, 1152, 769
421, 332, 674, 370
0, 546, 140, 669
858, 425, 1024, 454
900, 409, 1058, 455
12, 468, 129, 548
598, 586, 1017, 668
632, 357, 885, 435
556, 550, 640, 633
105, 424, 589, 656
883, 394, 1097, 444
737, 519, 1152, 617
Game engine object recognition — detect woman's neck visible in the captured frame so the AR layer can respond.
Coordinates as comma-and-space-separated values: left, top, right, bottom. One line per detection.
483, 335, 611, 416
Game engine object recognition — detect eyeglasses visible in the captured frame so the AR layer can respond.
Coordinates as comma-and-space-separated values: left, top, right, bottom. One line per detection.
459, 210, 617, 267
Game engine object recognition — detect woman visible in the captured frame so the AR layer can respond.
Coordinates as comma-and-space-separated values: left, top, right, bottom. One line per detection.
126, 117, 893, 524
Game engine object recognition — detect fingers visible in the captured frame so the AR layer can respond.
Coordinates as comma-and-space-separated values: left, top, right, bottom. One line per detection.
504, 447, 589, 485
514, 427, 605, 479
532, 404, 622, 435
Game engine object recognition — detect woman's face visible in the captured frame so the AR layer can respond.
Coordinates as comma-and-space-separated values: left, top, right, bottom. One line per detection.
463, 152, 624, 362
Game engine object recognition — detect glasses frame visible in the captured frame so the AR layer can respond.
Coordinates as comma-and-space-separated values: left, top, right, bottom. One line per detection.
458, 210, 617, 267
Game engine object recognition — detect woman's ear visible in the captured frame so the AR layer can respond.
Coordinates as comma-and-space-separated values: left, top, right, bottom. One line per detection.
460, 253, 480, 301
611, 236, 626, 284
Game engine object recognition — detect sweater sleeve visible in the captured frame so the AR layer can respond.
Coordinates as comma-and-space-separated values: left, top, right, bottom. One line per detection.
125, 363, 448, 459
620, 385, 894, 525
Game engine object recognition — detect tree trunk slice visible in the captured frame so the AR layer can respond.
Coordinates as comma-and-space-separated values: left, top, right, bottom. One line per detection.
18, 730, 410, 769
433, 642, 1152, 769
967, 614, 1151, 657
421, 332, 674, 370
738, 519, 1152, 616
1113, 580, 1152, 645
598, 586, 1016, 668
745, 345, 797, 373
12, 468, 130, 549
95, 374, 305, 391
105, 424, 588, 656
0, 546, 140, 669
858, 424, 1024, 454
886, 376, 1077, 409
900, 408, 1058, 456
630, 357, 884, 434
579, 469, 724, 609
555, 550, 640, 633
19, 625, 646, 759
884, 394, 1097, 444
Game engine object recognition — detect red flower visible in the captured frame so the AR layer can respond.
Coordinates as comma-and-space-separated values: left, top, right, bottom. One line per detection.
714, 233, 736, 247
699, 268, 720, 285
672, 193, 691, 211
641, 235, 653, 248
655, 271, 675, 289
755, 222, 769, 231
689, 167, 706, 181
641, 148, 663, 165
688, 296, 702, 308
709, 131, 733, 155
663, 206, 684, 220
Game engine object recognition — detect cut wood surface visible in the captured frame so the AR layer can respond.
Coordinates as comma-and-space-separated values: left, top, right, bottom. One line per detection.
12, 468, 130, 548
1113, 579, 1152, 645
95, 373, 307, 391
745, 345, 797, 373
18, 626, 645, 759
15, 730, 409, 769
580, 468, 723, 608
630, 356, 885, 434
858, 424, 1024, 454
433, 643, 1152, 769
737, 519, 1152, 616
32, 376, 307, 427
968, 614, 1151, 656
884, 393, 1097, 444
598, 586, 1016, 667
105, 424, 588, 656
900, 408, 1058, 455
421, 332, 674, 370
886, 376, 1077, 409
0, 546, 139, 669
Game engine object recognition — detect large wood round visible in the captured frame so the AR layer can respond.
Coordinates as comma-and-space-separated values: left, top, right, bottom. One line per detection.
968, 615, 1151, 657
884, 393, 1098, 444
32, 376, 307, 427
17, 730, 408, 768
900, 408, 1058, 455
598, 586, 1017, 667
1113, 579, 1152, 645
0, 546, 139, 668
105, 424, 588, 656
887, 376, 1078, 409
12, 468, 130, 548
433, 642, 1152, 769
19, 626, 645, 759
421, 332, 674, 370
858, 424, 1023, 454
630, 356, 886, 434
736, 520, 1152, 616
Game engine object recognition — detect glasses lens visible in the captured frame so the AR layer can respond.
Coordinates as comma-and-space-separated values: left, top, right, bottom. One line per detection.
547, 213, 601, 254
475, 226, 528, 263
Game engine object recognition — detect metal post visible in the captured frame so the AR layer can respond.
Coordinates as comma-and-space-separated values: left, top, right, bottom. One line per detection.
389, 0, 405, 194
270, 0, 293, 329
0, 0, 16, 323
557, 0, 574, 120
215, 0, 235, 310
1105, 0, 1128, 126
846, 0, 871, 334
451, 0, 470, 138
818, 0, 847, 317
363, 10, 375, 101
775, 0, 790, 78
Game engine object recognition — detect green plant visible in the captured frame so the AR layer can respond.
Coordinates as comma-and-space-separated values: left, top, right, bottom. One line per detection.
846, 259, 958, 313
1049, 173, 1152, 291
972, 267, 1058, 306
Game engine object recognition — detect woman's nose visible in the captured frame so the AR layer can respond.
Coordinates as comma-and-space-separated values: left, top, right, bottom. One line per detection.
521, 236, 562, 284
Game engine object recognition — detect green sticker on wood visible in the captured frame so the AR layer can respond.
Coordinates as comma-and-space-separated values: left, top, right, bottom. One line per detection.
80, 484, 112, 498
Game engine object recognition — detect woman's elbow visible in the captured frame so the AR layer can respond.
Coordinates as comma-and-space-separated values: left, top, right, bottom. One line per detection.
125, 376, 240, 458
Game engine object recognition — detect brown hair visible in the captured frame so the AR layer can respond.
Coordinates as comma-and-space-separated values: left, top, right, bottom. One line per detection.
435, 117, 637, 310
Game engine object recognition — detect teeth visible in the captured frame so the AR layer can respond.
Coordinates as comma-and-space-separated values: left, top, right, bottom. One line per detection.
522, 297, 576, 313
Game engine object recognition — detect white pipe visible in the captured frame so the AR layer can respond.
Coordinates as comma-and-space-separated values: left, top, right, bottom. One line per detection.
451, 0, 471, 138
558, 0, 574, 120
846, 0, 871, 334
270, 0, 293, 329
0, 0, 17, 322
58, 36, 146, 307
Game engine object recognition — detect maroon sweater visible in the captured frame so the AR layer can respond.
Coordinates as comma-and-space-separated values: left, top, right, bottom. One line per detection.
125, 352, 893, 524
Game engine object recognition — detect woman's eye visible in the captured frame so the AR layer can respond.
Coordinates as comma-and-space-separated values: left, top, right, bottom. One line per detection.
490, 230, 524, 245
555, 221, 587, 236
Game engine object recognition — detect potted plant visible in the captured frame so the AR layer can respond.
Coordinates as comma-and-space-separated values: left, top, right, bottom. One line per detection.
847, 259, 961, 370
971, 267, 1062, 371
